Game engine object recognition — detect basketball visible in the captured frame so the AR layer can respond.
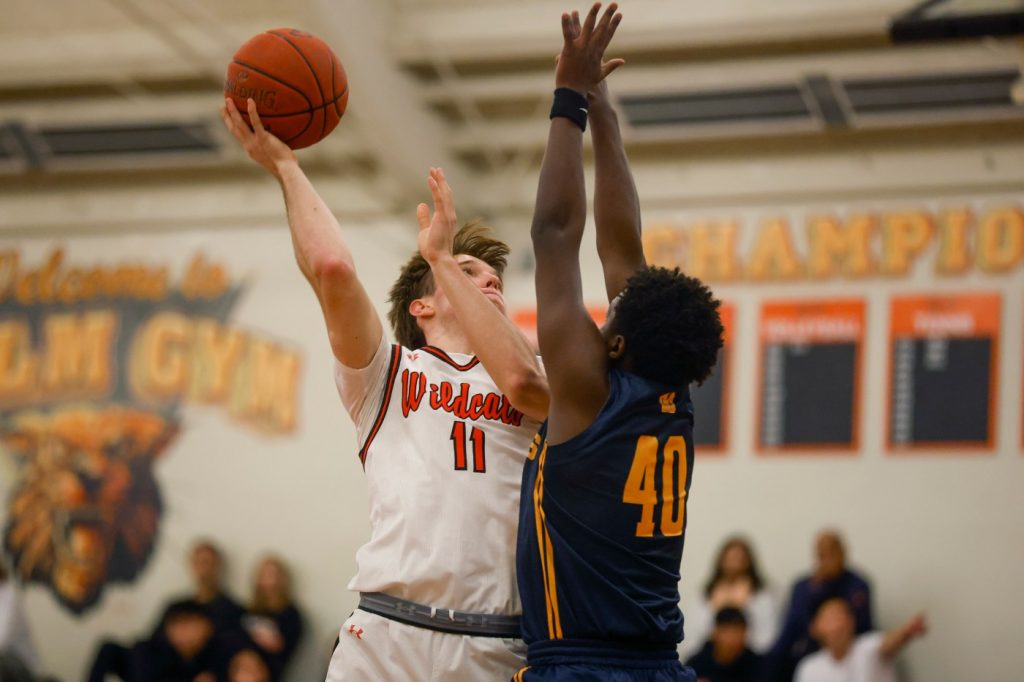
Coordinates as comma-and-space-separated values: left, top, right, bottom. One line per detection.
225, 28, 348, 150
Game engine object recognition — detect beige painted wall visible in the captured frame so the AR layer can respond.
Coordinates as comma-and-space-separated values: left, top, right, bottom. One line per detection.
0, 156, 1022, 682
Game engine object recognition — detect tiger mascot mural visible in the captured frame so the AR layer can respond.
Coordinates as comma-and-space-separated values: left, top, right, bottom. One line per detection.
2, 406, 178, 613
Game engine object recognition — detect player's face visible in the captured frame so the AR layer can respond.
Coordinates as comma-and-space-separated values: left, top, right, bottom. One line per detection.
600, 294, 627, 360
429, 255, 506, 318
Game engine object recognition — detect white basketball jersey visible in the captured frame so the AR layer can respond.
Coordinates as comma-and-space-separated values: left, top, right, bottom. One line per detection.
335, 336, 540, 616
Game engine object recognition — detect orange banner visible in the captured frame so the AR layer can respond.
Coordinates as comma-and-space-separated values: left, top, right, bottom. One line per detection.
760, 300, 864, 344
890, 293, 1001, 337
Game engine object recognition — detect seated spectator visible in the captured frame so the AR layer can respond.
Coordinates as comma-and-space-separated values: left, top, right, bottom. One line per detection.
683, 536, 778, 657
768, 529, 873, 681
686, 607, 764, 682
228, 648, 272, 682
127, 601, 224, 681
160, 540, 246, 636
89, 539, 244, 682
794, 597, 926, 682
0, 560, 40, 679
241, 555, 303, 681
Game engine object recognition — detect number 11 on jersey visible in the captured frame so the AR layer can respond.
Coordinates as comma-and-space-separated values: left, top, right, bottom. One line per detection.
451, 421, 486, 473
622, 435, 688, 537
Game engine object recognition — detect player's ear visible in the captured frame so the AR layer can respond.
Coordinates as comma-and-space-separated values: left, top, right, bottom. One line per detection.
607, 334, 626, 359
409, 298, 433, 320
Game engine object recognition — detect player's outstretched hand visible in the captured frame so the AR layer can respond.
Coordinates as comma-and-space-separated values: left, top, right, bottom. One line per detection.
417, 167, 458, 265
555, 2, 624, 95
221, 98, 297, 179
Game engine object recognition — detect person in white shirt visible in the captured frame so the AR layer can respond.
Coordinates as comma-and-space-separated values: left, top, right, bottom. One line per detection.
0, 562, 40, 678
221, 99, 548, 682
682, 536, 779, 659
794, 596, 926, 682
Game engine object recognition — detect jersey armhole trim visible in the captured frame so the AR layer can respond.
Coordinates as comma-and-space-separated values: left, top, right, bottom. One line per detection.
357, 344, 402, 466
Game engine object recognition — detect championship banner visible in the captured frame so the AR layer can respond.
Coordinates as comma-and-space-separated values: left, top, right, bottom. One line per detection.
692, 303, 732, 453
887, 293, 1000, 452
0, 247, 302, 614
757, 300, 865, 454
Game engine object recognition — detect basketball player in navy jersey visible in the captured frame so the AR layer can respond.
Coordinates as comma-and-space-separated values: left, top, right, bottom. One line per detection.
515, 4, 724, 680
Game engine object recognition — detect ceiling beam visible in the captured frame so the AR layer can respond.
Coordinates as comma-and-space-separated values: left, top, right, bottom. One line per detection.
394, 0, 907, 65
303, 0, 476, 213
420, 41, 1023, 104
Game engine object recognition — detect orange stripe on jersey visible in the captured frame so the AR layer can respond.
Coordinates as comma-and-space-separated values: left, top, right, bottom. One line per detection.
533, 442, 563, 639
420, 345, 481, 371
357, 344, 402, 466
513, 668, 528, 682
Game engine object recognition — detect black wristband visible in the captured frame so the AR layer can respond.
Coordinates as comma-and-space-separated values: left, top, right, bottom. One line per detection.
550, 87, 589, 131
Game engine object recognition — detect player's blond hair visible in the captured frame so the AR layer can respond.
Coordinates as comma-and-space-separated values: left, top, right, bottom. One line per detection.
387, 220, 509, 349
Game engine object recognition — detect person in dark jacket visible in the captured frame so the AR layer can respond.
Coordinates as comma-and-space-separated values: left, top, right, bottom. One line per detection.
767, 530, 873, 681
240, 555, 303, 681
88, 540, 244, 682
686, 607, 763, 682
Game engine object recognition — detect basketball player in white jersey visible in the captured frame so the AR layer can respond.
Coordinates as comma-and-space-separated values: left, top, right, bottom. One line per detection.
221, 100, 548, 680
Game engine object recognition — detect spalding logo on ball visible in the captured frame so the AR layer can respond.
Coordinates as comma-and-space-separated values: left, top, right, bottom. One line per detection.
225, 28, 348, 150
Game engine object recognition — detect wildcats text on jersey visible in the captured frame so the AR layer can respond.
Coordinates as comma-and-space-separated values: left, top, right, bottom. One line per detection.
401, 369, 525, 426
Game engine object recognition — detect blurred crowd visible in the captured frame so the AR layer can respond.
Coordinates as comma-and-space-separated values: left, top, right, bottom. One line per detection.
680, 529, 926, 682
83, 541, 305, 682
0, 531, 927, 682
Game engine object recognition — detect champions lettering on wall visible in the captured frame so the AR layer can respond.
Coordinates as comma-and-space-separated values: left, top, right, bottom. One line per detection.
643, 204, 1024, 281
0, 248, 302, 614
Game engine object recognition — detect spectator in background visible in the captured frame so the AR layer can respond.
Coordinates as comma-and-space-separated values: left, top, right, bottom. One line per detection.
240, 555, 302, 680
683, 537, 778, 658
89, 539, 244, 682
127, 601, 222, 681
794, 597, 926, 682
686, 607, 764, 682
0, 560, 40, 681
768, 529, 873, 681
161, 540, 246, 637
227, 648, 272, 682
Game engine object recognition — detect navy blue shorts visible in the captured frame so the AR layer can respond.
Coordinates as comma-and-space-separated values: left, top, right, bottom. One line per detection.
514, 640, 696, 682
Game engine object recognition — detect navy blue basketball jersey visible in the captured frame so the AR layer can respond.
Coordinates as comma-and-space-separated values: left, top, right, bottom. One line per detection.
516, 368, 695, 653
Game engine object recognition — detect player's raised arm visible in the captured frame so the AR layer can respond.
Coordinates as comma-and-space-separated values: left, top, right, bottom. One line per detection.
532, 3, 623, 443
417, 168, 549, 421
589, 79, 645, 301
221, 98, 383, 369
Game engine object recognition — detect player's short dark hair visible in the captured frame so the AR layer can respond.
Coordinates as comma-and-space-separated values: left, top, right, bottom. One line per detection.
387, 220, 509, 349
613, 266, 723, 386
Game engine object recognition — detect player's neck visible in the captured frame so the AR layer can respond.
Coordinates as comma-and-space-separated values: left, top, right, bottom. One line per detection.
423, 326, 473, 356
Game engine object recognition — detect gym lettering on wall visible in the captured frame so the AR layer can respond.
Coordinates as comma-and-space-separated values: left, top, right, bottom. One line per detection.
643, 205, 1024, 281
0, 248, 302, 614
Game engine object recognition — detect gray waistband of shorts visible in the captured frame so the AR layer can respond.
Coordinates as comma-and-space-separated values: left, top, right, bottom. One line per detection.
358, 592, 521, 638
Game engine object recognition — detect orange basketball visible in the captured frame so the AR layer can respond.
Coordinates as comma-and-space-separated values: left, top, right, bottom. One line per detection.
225, 29, 348, 150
